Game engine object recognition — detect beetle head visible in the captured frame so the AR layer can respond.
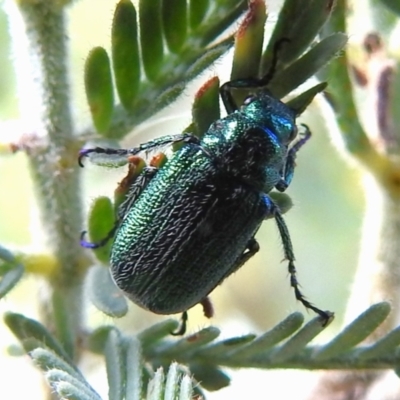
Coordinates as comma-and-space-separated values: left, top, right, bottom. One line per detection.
242, 91, 297, 145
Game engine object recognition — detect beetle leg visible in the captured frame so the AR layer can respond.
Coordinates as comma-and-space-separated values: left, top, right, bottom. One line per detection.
200, 296, 214, 319
275, 124, 311, 192
170, 298, 214, 337
78, 134, 200, 167
229, 237, 260, 274
183, 239, 259, 327
81, 166, 158, 249
262, 195, 332, 323
171, 311, 188, 336
117, 166, 158, 220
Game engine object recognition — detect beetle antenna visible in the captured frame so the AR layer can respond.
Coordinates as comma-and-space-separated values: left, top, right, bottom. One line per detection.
259, 38, 290, 87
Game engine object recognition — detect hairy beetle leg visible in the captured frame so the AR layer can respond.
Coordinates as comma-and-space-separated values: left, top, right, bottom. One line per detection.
171, 311, 188, 336
288, 258, 334, 326
263, 195, 333, 324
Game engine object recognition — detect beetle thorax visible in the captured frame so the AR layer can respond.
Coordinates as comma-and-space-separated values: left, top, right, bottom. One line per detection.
203, 112, 288, 191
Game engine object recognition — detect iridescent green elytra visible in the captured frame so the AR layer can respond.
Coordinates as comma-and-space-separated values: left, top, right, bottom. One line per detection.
80, 42, 332, 334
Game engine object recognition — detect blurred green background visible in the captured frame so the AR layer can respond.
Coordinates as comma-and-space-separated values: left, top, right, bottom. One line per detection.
0, 1, 364, 398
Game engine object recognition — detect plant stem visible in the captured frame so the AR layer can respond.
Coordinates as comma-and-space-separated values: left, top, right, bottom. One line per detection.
8, 0, 89, 358
345, 174, 400, 337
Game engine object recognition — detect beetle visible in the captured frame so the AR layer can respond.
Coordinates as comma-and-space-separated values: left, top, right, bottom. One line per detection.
79, 40, 332, 335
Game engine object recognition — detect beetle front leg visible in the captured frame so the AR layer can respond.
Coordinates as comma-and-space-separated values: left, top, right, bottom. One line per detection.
275, 124, 311, 192
262, 195, 332, 323
81, 165, 158, 249
78, 133, 200, 167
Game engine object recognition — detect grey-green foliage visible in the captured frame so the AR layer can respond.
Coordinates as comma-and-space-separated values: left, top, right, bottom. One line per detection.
83, 0, 247, 138
6, 303, 400, 398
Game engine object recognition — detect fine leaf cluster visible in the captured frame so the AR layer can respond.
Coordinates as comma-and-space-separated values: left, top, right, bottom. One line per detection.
5, 302, 400, 398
